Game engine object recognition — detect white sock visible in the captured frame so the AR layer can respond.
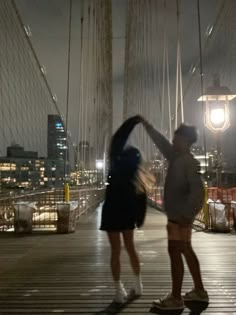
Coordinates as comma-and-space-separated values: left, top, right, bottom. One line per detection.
134, 274, 142, 285
114, 280, 123, 291
134, 274, 143, 294
113, 280, 127, 303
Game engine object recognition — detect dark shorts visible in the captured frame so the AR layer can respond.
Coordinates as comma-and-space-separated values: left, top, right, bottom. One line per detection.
167, 220, 192, 241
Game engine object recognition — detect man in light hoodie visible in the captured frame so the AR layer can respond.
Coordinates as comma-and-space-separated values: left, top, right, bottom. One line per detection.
142, 120, 209, 310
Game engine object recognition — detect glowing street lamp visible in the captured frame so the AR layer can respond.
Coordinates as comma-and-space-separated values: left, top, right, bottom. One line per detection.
210, 108, 225, 127
95, 160, 104, 170
96, 160, 104, 187
198, 76, 236, 132
198, 76, 236, 186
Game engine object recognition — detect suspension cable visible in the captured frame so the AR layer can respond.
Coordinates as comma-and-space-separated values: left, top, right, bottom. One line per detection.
175, 0, 184, 128
64, 0, 72, 180
76, 0, 84, 172
197, 0, 208, 174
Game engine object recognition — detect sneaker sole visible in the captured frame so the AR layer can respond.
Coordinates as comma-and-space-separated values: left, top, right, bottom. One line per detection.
152, 301, 184, 310
184, 297, 209, 303
113, 299, 127, 304
128, 288, 142, 299
113, 295, 128, 304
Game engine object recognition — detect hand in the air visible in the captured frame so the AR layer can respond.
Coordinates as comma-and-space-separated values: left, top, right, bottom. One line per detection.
129, 115, 144, 124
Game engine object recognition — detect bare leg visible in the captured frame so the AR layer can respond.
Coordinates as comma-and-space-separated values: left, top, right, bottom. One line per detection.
167, 222, 184, 301
179, 226, 205, 291
123, 229, 142, 295
107, 232, 121, 281
107, 232, 127, 303
122, 229, 140, 275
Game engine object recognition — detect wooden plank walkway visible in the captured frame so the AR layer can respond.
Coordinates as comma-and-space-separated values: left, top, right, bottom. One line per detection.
0, 205, 236, 314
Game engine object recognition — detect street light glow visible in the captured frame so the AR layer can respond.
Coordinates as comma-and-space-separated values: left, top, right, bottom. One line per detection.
210, 108, 225, 126
96, 160, 104, 170
198, 76, 236, 132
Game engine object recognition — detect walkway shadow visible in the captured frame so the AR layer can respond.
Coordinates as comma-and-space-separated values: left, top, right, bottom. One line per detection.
150, 302, 208, 315
0, 231, 56, 238
93, 296, 139, 315
185, 301, 209, 315
93, 302, 126, 315
150, 307, 183, 315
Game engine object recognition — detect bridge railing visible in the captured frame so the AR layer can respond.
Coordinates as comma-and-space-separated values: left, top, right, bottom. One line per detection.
196, 187, 236, 232
0, 187, 104, 232
149, 185, 236, 232
148, 185, 164, 211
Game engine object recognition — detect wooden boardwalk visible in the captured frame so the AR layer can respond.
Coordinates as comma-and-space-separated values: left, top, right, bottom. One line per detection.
0, 205, 236, 314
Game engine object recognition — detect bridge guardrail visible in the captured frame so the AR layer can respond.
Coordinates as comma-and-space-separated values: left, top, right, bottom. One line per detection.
149, 186, 236, 232
0, 187, 104, 232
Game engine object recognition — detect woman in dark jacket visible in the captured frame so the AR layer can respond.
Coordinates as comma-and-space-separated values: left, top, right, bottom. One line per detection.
100, 116, 147, 304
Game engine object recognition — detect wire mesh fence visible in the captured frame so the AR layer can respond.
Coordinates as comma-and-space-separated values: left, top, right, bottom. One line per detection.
149, 185, 236, 232
0, 187, 104, 232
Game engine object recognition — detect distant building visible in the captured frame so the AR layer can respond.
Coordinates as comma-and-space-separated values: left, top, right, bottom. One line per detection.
194, 154, 211, 174
47, 115, 67, 160
192, 146, 212, 174
191, 145, 204, 156
43, 158, 65, 187
0, 144, 64, 190
7, 144, 37, 159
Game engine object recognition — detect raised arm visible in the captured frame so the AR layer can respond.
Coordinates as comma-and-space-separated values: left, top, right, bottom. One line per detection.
143, 120, 173, 160
109, 115, 142, 161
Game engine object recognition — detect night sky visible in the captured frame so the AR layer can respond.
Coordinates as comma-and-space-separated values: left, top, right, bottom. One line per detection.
15, 0, 236, 166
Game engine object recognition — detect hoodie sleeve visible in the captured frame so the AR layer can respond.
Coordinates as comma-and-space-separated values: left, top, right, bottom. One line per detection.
143, 121, 173, 161
183, 156, 205, 220
109, 116, 141, 161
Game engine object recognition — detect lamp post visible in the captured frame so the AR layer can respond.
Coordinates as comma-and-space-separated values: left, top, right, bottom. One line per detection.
198, 75, 236, 186
95, 159, 104, 187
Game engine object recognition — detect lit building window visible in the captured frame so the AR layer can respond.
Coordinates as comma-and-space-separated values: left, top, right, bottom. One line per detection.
0, 163, 16, 171
21, 166, 29, 171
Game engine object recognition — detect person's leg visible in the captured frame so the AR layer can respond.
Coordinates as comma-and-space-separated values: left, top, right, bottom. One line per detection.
107, 232, 121, 281
122, 230, 140, 275
180, 226, 208, 301
122, 229, 142, 295
167, 221, 184, 301
153, 221, 184, 310
107, 232, 127, 303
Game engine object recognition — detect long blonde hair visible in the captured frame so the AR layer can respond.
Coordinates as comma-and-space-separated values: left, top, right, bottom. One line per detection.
134, 162, 156, 194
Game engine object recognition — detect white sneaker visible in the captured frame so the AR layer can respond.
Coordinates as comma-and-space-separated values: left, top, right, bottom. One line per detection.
129, 280, 143, 298
113, 284, 127, 304
153, 293, 184, 310
183, 288, 209, 302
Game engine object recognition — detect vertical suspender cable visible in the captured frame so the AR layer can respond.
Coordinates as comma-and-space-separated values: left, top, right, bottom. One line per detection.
175, 3, 179, 129
179, 44, 184, 122
175, 67, 179, 128
76, 0, 84, 173
161, 21, 166, 134
197, 0, 208, 173
92, 5, 96, 166
64, 0, 72, 181
81, 2, 87, 169
166, 40, 172, 140
152, 0, 162, 121
123, 0, 131, 119
83, 3, 91, 169
175, 0, 184, 127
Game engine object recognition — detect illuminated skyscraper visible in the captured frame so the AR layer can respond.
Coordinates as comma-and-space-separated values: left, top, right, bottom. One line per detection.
47, 115, 67, 160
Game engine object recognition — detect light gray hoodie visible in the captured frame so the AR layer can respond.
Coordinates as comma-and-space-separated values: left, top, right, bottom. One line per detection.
145, 123, 204, 224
